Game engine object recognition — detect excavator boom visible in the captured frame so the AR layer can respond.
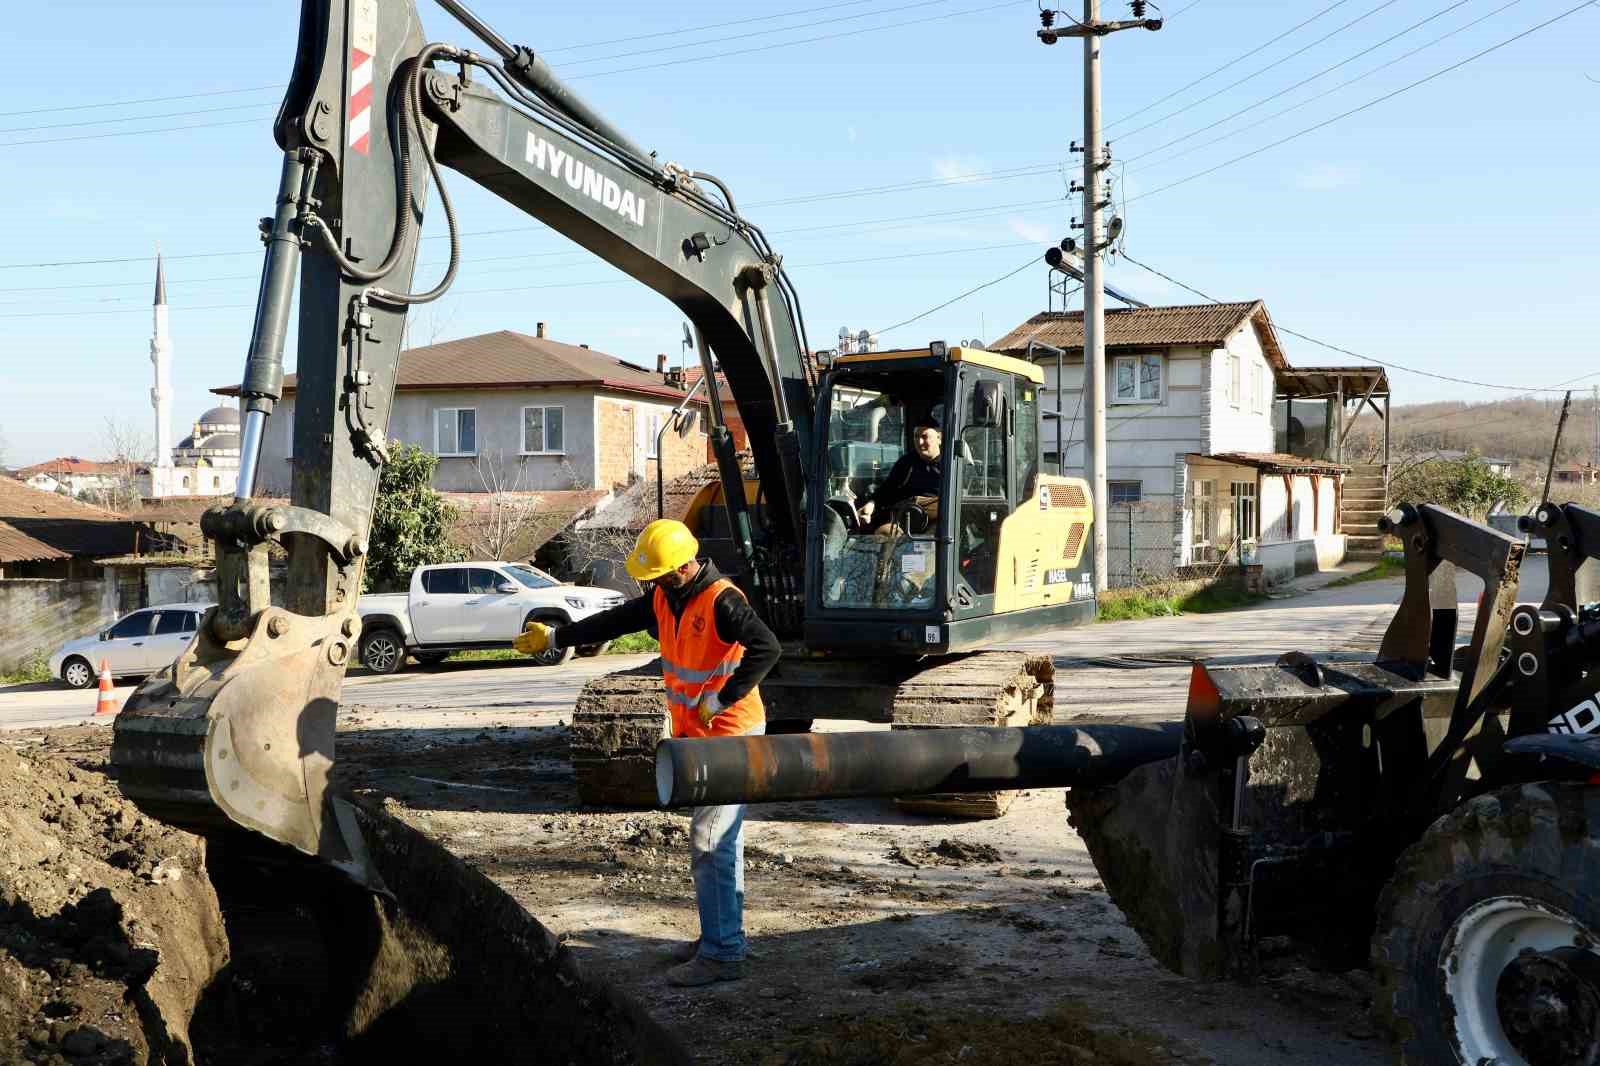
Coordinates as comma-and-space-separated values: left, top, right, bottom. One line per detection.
111, 0, 816, 874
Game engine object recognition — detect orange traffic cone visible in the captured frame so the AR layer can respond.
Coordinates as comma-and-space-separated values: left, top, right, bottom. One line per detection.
94, 659, 118, 717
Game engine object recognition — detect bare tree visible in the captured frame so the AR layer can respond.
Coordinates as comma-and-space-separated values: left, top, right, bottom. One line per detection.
401, 304, 461, 351
90, 417, 155, 512
460, 449, 546, 561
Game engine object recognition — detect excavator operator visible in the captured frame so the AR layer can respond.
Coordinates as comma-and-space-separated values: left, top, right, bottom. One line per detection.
858, 421, 943, 534
514, 519, 780, 986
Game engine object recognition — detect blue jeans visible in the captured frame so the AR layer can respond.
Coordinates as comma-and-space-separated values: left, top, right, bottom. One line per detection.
689, 721, 764, 962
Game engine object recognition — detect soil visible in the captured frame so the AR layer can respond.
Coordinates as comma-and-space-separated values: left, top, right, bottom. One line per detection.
8, 716, 1383, 1066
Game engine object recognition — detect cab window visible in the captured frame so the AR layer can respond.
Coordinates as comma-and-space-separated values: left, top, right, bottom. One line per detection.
957, 375, 1009, 598
466, 568, 503, 594
153, 611, 196, 635
108, 612, 154, 640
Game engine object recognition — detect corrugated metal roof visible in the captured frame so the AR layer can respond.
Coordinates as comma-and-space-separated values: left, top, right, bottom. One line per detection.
991, 301, 1287, 368
213, 331, 698, 403
0, 520, 71, 563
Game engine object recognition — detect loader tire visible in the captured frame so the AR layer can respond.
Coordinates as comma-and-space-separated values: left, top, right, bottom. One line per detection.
1371, 781, 1600, 1066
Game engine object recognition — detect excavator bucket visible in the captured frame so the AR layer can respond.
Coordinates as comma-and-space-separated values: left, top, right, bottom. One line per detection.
1070, 504, 1525, 978
111, 599, 380, 887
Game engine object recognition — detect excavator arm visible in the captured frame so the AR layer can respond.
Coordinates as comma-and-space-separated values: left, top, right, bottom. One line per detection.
111, 0, 815, 877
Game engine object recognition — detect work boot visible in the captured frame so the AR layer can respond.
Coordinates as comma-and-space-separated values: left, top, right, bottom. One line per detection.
665, 939, 699, 964
665, 955, 745, 987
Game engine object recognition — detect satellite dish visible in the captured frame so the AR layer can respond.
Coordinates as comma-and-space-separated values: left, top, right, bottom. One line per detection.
681, 323, 694, 350
676, 410, 700, 438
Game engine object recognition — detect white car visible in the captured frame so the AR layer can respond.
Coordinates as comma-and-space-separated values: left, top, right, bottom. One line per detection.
355, 562, 625, 673
50, 603, 213, 689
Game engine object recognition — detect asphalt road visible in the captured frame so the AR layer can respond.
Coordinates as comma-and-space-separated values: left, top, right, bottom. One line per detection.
0, 555, 1548, 732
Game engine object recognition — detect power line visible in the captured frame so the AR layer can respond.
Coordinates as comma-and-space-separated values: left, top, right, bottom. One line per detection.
1112, 0, 1406, 146
0, 101, 271, 136
1124, 0, 1529, 173
1117, 252, 1583, 393
569, 0, 1025, 80
1119, 0, 1472, 165
1123, 0, 1600, 205
872, 254, 1040, 336
1, 116, 265, 148
0, 84, 282, 119
554, 0, 951, 68
1104, 0, 1358, 131
541, 0, 879, 53
0, 241, 1043, 320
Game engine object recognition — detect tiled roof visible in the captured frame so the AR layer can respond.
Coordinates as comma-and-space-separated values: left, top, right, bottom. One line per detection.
0, 520, 71, 563
0, 478, 140, 559
213, 330, 700, 404
990, 301, 1287, 368
443, 489, 611, 560
15, 456, 122, 478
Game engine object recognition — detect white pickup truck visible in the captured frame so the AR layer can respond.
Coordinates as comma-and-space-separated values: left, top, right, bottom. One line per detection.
355, 561, 626, 673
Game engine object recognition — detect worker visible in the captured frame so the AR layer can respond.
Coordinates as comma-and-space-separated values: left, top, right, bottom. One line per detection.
857, 421, 943, 534
513, 518, 780, 987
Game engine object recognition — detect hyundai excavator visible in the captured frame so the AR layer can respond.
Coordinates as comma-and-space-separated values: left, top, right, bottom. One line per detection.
110, 0, 1096, 879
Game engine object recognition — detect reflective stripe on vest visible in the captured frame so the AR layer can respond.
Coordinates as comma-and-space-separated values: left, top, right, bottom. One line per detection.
652, 577, 765, 739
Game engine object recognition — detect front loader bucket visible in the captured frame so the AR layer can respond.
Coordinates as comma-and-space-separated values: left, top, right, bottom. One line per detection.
1070, 504, 1522, 979
111, 604, 379, 888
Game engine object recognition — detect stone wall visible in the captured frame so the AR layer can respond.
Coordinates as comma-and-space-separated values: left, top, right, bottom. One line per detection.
595, 399, 637, 492
0, 579, 112, 673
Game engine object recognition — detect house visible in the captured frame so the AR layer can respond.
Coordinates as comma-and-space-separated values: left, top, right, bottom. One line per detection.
1553, 463, 1600, 485
992, 301, 1375, 586
0, 479, 157, 674
0, 478, 149, 580
215, 326, 707, 497
15, 457, 124, 499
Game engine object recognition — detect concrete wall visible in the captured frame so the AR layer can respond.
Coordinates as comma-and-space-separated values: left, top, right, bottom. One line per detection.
144, 566, 219, 607
0, 579, 112, 673
248, 388, 705, 496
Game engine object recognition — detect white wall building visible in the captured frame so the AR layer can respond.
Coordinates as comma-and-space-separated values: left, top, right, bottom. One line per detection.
994, 300, 1351, 587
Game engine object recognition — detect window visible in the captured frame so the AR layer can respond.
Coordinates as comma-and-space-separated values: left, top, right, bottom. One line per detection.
466, 568, 503, 594
153, 611, 196, 636
108, 612, 154, 640
1231, 481, 1257, 544
1112, 354, 1163, 404
1013, 384, 1039, 498
1109, 480, 1142, 505
521, 406, 564, 455
644, 410, 664, 460
421, 568, 468, 595
1229, 355, 1241, 407
1190, 479, 1217, 552
504, 563, 558, 589
212, 476, 221, 488
434, 408, 477, 456
1252, 366, 1266, 415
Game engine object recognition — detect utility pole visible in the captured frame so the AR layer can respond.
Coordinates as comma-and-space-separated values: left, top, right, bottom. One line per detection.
1037, 1, 1161, 593
1541, 390, 1573, 506
1591, 384, 1598, 472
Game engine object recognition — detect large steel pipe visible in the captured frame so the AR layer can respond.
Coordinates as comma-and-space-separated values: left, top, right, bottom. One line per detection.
655, 722, 1184, 808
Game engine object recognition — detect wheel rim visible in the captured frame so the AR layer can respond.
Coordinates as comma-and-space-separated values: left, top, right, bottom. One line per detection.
1444, 895, 1600, 1065
534, 646, 566, 666
64, 661, 91, 687
366, 636, 400, 672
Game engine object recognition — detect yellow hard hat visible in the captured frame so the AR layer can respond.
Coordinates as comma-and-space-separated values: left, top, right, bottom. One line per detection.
626, 519, 699, 581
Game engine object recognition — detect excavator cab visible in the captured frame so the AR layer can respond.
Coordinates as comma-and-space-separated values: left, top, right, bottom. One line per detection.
805, 344, 1096, 655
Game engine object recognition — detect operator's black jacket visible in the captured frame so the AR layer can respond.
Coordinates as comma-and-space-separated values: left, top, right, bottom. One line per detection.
866, 453, 942, 514
552, 560, 781, 705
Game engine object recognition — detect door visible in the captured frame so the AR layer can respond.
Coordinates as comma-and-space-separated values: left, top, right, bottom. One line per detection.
462, 566, 526, 640
954, 370, 1011, 607
147, 609, 200, 672
411, 567, 469, 642
101, 610, 157, 674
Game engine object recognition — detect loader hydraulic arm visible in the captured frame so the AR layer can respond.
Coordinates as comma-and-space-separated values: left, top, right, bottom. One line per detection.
111, 0, 816, 877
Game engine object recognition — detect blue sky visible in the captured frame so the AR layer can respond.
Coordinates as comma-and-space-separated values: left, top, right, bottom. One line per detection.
2, 0, 1597, 465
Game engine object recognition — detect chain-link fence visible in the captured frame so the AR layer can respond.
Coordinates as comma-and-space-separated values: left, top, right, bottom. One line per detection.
1103, 499, 1247, 591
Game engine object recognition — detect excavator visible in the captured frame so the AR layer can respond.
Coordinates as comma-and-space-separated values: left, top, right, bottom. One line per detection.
110, 0, 1096, 882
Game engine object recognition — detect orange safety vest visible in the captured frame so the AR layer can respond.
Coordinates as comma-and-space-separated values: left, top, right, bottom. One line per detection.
654, 577, 766, 739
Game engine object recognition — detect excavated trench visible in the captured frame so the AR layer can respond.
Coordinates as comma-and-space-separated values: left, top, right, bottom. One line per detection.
0, 740, 686, 1066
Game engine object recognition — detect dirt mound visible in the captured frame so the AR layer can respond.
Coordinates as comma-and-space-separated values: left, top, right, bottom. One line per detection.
0, 741, 228, 1065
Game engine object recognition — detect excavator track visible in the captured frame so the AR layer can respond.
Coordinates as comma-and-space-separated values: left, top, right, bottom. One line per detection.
571, 651, 1054, 817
